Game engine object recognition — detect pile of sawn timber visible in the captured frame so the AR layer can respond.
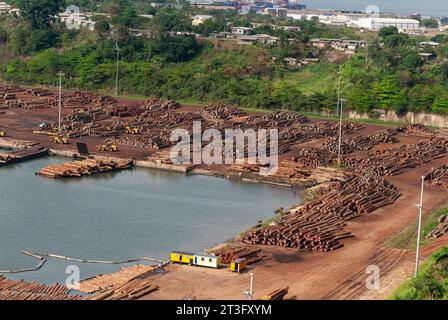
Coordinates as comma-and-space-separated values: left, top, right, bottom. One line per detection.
242, 176, 400, 252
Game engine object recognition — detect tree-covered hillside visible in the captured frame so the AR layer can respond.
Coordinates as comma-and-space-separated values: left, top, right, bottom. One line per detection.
1, 1, 448, 115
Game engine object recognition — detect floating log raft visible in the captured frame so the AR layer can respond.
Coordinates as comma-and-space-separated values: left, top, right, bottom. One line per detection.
37, 158, 133, 178
426, 214, 448, 239
242, 176, 400, 252
424, 165, 448, 188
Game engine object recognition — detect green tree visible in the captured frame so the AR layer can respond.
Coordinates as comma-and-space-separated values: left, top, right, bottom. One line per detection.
372, 75, 407, 113
16, 0, 65, 29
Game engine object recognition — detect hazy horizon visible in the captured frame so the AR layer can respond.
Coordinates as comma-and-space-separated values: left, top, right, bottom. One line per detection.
303, 0, 448, 17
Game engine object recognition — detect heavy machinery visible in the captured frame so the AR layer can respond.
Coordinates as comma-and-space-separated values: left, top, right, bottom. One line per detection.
126, 126, 141, 134
97, 142, 118, 152
52, 135, 69, 144
0, 130, 5, 137
125, 123, 142, 134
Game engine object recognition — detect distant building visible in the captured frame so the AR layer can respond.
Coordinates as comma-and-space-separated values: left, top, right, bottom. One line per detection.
192, 14, 213, 26
264, 8, 288, 18
356, 18, 420, 31
58, 6, 96, 31
0, 1, 10, 13
419, 41, 439, 47
237, 34, 279, 46
419, 52, 436, 62
231, 27, 253, 35
310, 38, 367, 54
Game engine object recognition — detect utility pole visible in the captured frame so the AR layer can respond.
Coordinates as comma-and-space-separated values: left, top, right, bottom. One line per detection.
57, 71, 65, 133
415, 176, 425, 278
336, 65, 342, 117
115, 40, 120, 96
337, 98, 344, 166
242, 273, 254, 301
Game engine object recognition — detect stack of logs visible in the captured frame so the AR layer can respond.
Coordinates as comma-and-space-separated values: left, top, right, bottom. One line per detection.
199, 104, 246, 122
424, 165, 448, 188
260, 111, 309, 127
38, 158, 133, 178
290, 148, 335, 168
426, 214, 448, 239
79, 264, 157, 294
342, 138, 447, 176
106, 133, 172, 149
242, 176, 400, 252
218, 248, 264, 265
88, 276, 159, 300
322, 129, 398, 155
397, 123, 429, 135
0, 276, 82, 300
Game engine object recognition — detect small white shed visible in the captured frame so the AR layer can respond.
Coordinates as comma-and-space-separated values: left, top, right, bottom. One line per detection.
193, 254, 221, 269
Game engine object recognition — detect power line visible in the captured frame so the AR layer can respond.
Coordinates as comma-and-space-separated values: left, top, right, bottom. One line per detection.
115, 40, 120, 96
57, 71, 65, 133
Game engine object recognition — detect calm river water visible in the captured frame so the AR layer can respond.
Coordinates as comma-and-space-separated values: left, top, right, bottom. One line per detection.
0, 156, 298, 284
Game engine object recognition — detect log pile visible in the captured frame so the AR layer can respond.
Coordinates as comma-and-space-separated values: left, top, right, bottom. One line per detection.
424, 165, 448, 188
290, 148, 334, 167
27, 88, 52, 97
38, 158, 133, 178
262, 287, 289, 300
323, 129, 398, 155
218, 248, 264, 265
106, 132, 172, 149
342, 138, 447, 176
426, 214, 448, 239
397, 123, 429, 135
88, 276, 159, 300
242, 176, 400, 251
79, 264, 157, 294
260, 111, 309, 127
199, 104, 246, 122
0, 276, 82, 300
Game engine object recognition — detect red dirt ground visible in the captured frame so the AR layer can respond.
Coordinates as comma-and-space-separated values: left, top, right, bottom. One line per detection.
1, 93, 448, 300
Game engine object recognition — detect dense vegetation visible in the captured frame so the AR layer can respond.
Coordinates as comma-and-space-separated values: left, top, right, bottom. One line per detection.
392, 246, 448, 300
2, 0, 448, 115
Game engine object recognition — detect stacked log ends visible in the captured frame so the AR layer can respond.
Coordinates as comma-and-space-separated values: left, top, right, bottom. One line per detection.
218, 248, 264, 265
424, 165, 448, 188
426, 214, 448, 239
38, 158, 133, 178
397, 123, 429, 135
242, 176, 400, 252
